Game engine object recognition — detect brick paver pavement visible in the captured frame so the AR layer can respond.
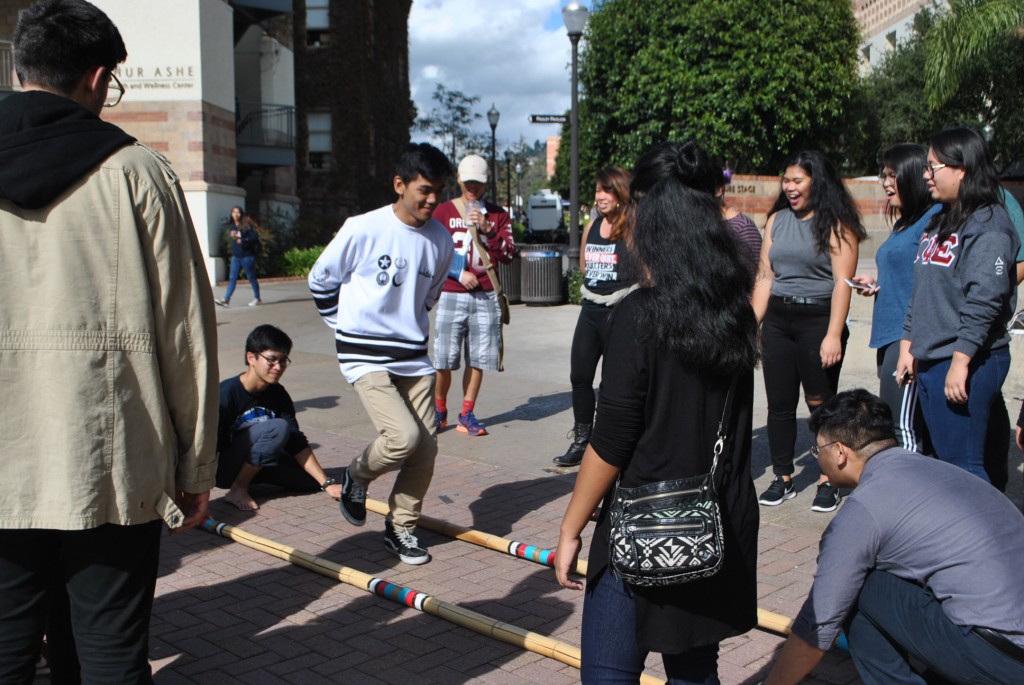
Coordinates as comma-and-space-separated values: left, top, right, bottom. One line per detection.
135, 427, 857, 685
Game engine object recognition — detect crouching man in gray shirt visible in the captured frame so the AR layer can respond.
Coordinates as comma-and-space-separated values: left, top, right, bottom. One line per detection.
763, 389, 1024, 685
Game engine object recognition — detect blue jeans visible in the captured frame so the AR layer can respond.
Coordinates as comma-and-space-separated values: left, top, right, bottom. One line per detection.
215, 419, 318, 492
224, 254, 259, 302
581, 570, 720, 685
848, 570, 1024, 685
915, 347, 1010, 483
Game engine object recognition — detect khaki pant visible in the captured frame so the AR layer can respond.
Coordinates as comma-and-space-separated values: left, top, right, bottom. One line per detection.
350, 371, 437, 531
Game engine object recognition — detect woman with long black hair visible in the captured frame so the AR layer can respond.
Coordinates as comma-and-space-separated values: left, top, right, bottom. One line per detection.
849, 144, 939, 453
897, 127, 1019, 482
554, 140, 759, 684
751, 151, 866, 512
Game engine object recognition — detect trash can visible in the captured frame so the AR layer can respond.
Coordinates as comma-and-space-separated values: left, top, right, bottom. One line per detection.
497, 253, 521, 304
520, 244, 565, 305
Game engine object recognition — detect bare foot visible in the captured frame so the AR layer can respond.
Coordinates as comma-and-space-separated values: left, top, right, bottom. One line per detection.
224, 487, 259, 511
324, 483, 342, 500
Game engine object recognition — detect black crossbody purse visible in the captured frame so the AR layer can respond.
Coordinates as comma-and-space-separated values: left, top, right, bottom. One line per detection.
608, 378, 737, 587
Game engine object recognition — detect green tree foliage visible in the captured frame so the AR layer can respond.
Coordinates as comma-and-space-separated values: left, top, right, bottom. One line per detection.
858, 9, 983, 171
923, 0, 1024, 167
553, 0, 861, 191
415, 84, 481, 164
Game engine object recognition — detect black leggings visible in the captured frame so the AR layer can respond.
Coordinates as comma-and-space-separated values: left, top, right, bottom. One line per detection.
569, 301, 615, 424
762, 298, 847, 476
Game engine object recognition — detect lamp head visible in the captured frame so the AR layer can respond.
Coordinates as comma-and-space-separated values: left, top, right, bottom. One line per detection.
562, 2, 589, 38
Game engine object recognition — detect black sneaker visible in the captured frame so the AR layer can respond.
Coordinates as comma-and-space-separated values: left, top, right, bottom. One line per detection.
339, 467, 366, 526
758, 476, 796, 506
384, 521, 430, 565
811, 482, 841, 512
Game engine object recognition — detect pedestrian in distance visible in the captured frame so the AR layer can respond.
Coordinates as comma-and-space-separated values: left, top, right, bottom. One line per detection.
751, 150, 867, 513
0, 1, 219, 681
216, 204, 262, 307
555, 166, 637, 467
555, 140, 760, 684
309, 143, 454, 566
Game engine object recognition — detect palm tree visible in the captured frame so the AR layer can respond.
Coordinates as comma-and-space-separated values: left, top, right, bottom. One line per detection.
925, 0, 1024, 109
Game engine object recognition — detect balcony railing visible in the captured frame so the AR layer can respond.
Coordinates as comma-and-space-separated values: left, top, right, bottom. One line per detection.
235, 100, 295, 167
1, 41, 14, 91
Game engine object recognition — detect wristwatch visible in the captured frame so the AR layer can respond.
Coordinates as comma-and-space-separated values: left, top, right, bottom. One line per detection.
320, 477, 338, 491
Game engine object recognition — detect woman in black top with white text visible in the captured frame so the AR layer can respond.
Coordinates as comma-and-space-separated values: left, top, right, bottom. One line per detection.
555, 167, 636, 466
555, 141, 759, 684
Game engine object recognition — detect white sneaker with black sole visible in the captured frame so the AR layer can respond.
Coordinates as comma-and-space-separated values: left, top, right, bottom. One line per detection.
384, 520, 430, 565
758, 476, 796, 506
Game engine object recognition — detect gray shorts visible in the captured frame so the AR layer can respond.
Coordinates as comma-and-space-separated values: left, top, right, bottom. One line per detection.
433, 290, 500, 370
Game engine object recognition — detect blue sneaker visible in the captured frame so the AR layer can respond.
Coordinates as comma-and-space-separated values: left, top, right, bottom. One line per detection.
457, 411, 487, 436
436, 409, 447, 432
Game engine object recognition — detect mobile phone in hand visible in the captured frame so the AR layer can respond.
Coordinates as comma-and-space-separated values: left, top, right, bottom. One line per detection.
844, 278, 873, 292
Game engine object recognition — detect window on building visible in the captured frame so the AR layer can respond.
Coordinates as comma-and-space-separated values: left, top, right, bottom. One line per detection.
308, 112, 331, 170
885, 31, 898, 50
306, 0, 329, 47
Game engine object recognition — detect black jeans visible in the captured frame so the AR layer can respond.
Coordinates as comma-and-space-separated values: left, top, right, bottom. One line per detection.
569, 301, 615, 425
762, 298, 847, 476
0, 521, 162, 685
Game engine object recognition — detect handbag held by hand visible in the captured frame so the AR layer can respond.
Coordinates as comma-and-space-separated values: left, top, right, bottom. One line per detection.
608, 379, 736, 587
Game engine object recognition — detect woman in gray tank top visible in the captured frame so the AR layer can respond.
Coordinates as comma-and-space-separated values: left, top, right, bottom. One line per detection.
751, 151, 866, 512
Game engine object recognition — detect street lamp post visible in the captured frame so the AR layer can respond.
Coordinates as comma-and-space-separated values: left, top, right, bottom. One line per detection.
563, 2, 589, 263
504, 148, 513, 212
487, 104, 500, 201
515, 162, 523, 215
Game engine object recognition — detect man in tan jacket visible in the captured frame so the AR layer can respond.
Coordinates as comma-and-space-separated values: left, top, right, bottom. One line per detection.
0, 1, 218, 681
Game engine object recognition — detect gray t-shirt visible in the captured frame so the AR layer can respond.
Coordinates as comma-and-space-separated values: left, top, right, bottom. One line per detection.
768, 209, 834, 300
793, 447, 1024, 651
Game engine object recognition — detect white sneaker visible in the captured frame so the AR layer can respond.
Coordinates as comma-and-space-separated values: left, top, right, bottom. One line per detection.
214, 298, 229, 307
248, 299, 261, 307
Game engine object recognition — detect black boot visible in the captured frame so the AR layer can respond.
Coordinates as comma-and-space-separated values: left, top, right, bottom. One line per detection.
554, 423, 591, 466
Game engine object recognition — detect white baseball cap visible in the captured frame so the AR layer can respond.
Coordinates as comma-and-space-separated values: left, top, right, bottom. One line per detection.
458, 155, 488, 183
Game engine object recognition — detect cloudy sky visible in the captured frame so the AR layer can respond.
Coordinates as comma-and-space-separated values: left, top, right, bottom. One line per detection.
408, 0, 594, 151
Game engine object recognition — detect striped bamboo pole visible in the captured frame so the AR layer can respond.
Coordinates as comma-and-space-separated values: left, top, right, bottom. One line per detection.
202, 518, 664, 685
364, 498, 795, 636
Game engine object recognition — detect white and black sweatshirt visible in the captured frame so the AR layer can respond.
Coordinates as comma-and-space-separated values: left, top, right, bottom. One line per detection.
309, 205, 454, 383
903, 204, 1019, 362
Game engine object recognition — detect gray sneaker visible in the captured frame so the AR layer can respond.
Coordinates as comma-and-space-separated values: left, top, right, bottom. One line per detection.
384, 521, 430, 565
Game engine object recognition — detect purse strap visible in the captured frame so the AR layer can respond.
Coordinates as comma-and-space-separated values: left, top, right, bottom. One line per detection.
708, 375, 740, 486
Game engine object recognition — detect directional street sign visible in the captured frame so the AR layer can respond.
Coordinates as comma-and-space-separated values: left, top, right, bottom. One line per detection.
529, 114, 569, 124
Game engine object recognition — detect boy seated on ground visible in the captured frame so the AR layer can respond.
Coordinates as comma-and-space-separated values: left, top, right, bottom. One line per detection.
217, 324, 342, 510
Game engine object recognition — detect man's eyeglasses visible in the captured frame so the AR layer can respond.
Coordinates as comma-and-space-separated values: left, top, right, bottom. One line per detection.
924, 163, 950, 178
104, 70, 125, 108
810, 440, 840, 459
256, 352, 291, 368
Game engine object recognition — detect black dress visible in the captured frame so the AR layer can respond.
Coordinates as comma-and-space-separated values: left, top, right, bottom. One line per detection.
586, 290, 759, 653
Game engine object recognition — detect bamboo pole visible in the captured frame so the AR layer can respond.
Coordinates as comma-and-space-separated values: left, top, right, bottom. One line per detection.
364, 499, 796, 636
201, 519, 664, 685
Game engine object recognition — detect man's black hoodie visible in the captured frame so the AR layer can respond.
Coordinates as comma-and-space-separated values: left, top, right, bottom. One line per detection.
0, 90, 134, 210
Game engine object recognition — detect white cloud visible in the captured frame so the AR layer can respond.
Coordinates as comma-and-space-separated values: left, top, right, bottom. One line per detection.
408, 1, 592, 151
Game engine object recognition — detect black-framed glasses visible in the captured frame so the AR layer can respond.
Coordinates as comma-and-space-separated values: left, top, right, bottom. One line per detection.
256, 351, 291, 368
924, 163, 949, 178
810, 440, 840, 459
104, 70, 125, 108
